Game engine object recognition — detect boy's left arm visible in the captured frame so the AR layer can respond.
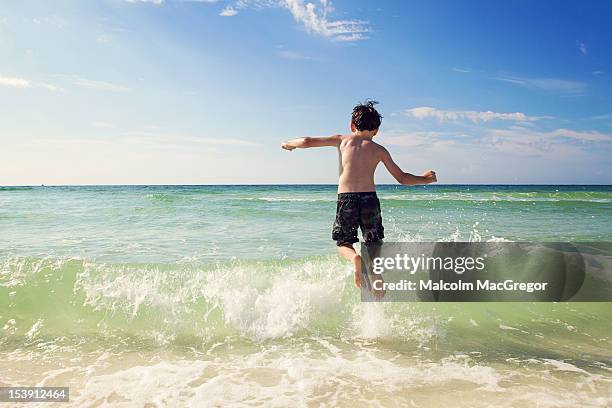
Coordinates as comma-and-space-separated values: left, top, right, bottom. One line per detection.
281, 135, 342, 151
380, 146, 437, 185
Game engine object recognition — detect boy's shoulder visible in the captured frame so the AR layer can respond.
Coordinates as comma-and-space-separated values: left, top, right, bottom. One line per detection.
338, 135, 385, 154
368, 139, 387, 153
340, 134, 383, 146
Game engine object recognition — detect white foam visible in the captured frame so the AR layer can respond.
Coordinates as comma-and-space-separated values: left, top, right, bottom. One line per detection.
542, 359, 590, 374
71, 349, 508, 407
201, 259, 345, 340
352, 303, 392, 339
25, 319, 44, 340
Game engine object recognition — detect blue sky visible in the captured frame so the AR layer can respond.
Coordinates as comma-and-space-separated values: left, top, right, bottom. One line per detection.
1, 0, 611, 185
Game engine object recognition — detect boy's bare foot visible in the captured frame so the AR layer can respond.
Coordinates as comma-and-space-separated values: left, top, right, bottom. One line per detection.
353, 254, 362, 288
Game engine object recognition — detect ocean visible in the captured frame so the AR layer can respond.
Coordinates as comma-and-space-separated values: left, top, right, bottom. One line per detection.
1, 184, 611, 407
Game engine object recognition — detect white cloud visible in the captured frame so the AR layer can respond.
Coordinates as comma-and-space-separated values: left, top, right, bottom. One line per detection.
380, 131, 459, 148
73, 78, 131, 92
382, 123, 611, 159
0, 75, 31, 88
534, 128, 612, 143
579, 42, 587, 55
0, 75, 62, 91
128, 0, 370, 41
483, 127, 612, 155
487, 126, 612, 143
405, 106, 547, 123
41, 83, 63, 92
283, 0, 370, 41
224, 0, 370, 41
495, 75, 587, 94
219, 6, 238, 16
587, 113, 612, 121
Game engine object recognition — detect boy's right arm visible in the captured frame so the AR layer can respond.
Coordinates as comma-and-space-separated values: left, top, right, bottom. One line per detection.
281, 135, 342, 151
380, 147, 437, 185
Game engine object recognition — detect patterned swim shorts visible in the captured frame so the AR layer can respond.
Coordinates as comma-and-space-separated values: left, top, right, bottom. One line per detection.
332, 192, 385, 247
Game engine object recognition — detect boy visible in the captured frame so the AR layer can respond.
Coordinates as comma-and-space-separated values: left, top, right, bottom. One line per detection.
281, 101, 437, 288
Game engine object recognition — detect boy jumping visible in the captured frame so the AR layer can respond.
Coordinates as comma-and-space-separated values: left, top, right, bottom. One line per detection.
281, 101, 437, 288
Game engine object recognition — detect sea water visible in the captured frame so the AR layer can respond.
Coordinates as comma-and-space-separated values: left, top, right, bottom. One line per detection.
1, 185, 611, 407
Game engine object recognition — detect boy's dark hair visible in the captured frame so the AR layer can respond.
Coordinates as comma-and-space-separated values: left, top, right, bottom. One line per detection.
351, 100, 383, 131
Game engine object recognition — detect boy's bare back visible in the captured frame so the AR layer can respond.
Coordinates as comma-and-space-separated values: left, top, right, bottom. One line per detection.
337, 134, 383, 193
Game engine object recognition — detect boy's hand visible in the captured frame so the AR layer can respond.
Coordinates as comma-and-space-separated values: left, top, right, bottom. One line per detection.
281, 142, 296, 151
422, 170, 437, 183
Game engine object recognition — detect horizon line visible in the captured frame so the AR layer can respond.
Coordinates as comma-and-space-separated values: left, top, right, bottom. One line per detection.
2, 183, 612, 188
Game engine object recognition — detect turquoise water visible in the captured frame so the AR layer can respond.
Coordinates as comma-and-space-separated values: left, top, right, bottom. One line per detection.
2, 185, 611, 262
1, 185, 611, 406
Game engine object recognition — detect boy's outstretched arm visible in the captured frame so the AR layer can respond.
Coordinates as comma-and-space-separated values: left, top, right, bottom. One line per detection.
281, 135, 342, 151
380, 147, 437, 185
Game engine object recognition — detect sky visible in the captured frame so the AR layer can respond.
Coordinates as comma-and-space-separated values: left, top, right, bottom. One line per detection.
1, 0, 611, 185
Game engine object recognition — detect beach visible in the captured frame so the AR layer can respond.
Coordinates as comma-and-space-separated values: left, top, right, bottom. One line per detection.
1, 184, 611, 407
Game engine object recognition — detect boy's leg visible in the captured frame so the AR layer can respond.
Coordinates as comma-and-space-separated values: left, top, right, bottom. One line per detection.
363, 241, 385, 300
332, 194, 361, 287
359, 193, 386, 299
337, 244, 362, 288
358, 193, 384, 243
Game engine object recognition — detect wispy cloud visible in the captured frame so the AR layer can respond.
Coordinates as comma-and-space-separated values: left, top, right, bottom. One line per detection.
483, 127, 612, 155
578, 42, 587, 55
405, 106, 548, 123
221, 0, 370, 41
127, 0, 370, 41
380, 131, 460, 148
73, 78, 131, 92
219, 6, 238, 16
452, 67, 471, 73
545, 128, 612, 142
587, 113, 612, 121
383, 126, 611, 157
0, 75, 30, 88
0, 75, 63, 91
284, 0, 370, 41
41, 83, 63, 92
488, 127, 612, 143
495, 75, 587, 95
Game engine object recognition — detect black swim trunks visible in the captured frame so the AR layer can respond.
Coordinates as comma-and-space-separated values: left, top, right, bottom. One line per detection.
332, 192, 384, 247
